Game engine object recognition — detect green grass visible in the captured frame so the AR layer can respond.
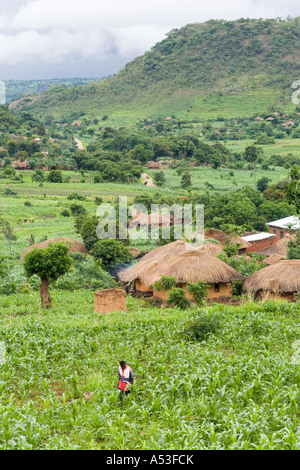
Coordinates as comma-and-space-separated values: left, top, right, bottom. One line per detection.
149, 166, 289, 192
1, 292, 300, 449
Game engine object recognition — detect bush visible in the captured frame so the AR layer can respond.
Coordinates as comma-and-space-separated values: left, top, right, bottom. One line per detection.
67, 193, 86, 201
94, 174, 104, 183
184, 314, 221, 341
95, 197, 103, 205
70, 204, 86, 215
47, 170, 63, 183
186, 281, 209, 306
61, 210, 70, 217
54, 257, 117, 290
154, 275, 176, 291
167, 288, 192, 310
91, 239, 132, 273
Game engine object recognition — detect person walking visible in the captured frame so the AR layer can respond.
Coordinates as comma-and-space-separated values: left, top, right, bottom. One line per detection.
118, 360, 134, 402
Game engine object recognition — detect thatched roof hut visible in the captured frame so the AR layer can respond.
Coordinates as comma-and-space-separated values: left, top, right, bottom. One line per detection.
198, 241, 223, 257
264, 254, 285, 265
243, 260, 300, 300
139, 239, 195, 263
141, 250, 244, 287
258, 234, 294, 258
21, 237, 88, 260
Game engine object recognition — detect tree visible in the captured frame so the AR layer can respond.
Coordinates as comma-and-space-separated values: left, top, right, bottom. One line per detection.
91, 239, 132, 274
244, 145, 260, 188
287, 230, 300, 260
257, 177, 271, 193
47, 170, 63, 183
154, 171, 166, 186
0, 221, 17, 255
23, 242, 73, 308
180, 171, 192, 189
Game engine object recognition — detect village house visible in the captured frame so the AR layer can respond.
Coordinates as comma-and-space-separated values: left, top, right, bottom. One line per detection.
243, 260, 300, 301
12, 160, 30, 170
242, 232, 276, 253
142, 250, 244, 304
266, 216, 300, 241
119, 242, 243, 303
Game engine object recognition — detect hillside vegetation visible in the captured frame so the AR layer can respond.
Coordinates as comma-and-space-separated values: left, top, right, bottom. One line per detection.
11, 18, 300, 124
5, 78, 104, 104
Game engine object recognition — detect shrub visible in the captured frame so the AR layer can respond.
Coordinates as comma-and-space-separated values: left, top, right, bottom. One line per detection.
186, 281, 209, 306
154, 275, 176, 291
184, 314, 221, 341
61, 209, 70, 217
47, 170, 63, 183
95, 196, 103, 205
167, 288, 192, 310
67, 193, 86, 201
94, 174, 104, 183
70, 204, 86, 215
91, 239, 132, 273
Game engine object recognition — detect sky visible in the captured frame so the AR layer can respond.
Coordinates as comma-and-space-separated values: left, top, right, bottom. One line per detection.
0, 0, 299, 80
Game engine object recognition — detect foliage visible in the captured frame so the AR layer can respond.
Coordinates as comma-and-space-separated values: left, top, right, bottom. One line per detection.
167, 288, 192, 310
23, 242, 72, 282
153, 276, 176, 292
288, 231, 300, 260
47, 170, 63, 183
184, 313, 221, 342
90, 239, 132, 273
186, 281, 209, 307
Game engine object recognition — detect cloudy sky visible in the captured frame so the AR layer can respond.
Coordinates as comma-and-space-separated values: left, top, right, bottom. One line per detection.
0, 0, 299, 80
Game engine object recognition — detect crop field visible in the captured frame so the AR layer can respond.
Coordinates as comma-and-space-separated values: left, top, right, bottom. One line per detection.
148, 166, 288, 192
0, 292, 300, 450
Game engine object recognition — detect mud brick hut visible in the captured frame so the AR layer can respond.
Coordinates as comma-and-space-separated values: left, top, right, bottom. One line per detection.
119, 254, 178, 297
266, 216, 300, 241
141, 250, 244, 304
243, 260, 300, 301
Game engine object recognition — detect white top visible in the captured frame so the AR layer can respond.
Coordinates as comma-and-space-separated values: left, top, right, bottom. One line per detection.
267, 216, 300, 230
242, 232, 276, 242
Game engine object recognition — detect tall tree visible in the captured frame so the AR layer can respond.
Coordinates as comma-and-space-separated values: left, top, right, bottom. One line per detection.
23, 243, 72, 308
0, 221, 17, 255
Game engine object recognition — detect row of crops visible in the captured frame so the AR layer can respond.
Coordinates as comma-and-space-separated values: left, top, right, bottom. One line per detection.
0, 291, 300, 449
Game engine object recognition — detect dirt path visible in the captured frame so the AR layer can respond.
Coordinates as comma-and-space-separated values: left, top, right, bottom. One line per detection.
74, 137, 84, 150
142, 173, 156, 187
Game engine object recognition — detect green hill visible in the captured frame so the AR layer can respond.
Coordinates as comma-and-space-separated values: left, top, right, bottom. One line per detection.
11, 18, 300, 125
4, 78, 104, 104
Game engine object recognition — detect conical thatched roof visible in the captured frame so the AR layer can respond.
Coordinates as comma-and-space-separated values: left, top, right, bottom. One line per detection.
264, 254, 285, 265
139, 239, 195, 263
119, 254, 177, 283
21, 237, 88, 260
258, 234, 295, 257
141, 250, 244, 288
198, 241, 223, 257
243, 260, 300, 294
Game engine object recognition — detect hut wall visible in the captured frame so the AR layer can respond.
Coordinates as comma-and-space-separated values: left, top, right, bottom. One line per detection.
268, 225, 294, 241
153, 282, 233, 304
135, 279, 153, 297
246, 238, 276, 253
94, 289, 127, 314
260, 291, 296, 301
